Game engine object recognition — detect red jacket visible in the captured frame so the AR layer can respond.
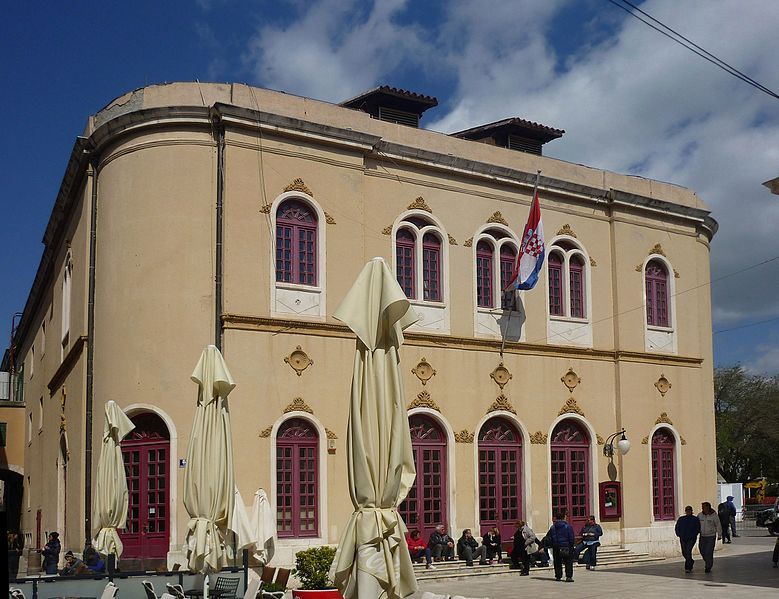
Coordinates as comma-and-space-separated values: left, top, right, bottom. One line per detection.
406, 534, 427, 552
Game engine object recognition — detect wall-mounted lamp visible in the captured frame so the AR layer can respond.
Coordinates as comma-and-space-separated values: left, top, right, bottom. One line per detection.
603, 428, 631, 458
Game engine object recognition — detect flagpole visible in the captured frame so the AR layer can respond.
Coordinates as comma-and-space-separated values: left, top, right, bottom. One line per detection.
500, 170, 541, 359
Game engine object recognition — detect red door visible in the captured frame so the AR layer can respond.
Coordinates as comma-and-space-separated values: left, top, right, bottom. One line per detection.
550, 420, 590, 533
399, 415, 447, 540
478, 418, 522, 538
652, 428, 676, 520
119, 413, 170, 560
276, 418, 319, 538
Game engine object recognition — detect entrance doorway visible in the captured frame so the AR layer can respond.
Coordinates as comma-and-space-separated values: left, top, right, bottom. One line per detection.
550, 419, 590, 532
478, 417, 522, 538
119, 412, 170, 560
399, 414, 447, 540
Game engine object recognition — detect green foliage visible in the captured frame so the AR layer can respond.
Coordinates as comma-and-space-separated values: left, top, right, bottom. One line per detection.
715, 366, 779, 482
261, 581, 286, 593
292, 546, 337, 590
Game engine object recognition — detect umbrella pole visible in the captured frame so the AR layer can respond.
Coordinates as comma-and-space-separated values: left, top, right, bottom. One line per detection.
243, 549, 249, 594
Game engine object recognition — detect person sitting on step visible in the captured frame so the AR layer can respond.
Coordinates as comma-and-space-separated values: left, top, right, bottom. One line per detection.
457, 528, 488, 567
428, 524, 455, 561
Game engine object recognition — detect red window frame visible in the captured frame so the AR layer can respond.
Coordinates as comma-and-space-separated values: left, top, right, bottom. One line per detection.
478, 418, 522, 538
476, 241, 493, 308
399, 415, 447, 540
550, 420, 590, 532
652, 428, 676, 521
548, 252, 564, 316
569, 255, 585, 318
276, 418, 319, 538
645, 260, 669, 327
276, 200, 318, 286
500, 245, 517, 310
422, 233, 441, 302
396, 228, 416, 299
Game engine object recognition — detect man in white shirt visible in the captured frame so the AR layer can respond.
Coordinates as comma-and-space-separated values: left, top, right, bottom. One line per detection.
698, 502, 722, 573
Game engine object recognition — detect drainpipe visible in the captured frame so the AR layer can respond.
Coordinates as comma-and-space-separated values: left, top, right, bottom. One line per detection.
84, 154, 99, 548
213, 112, 225, 351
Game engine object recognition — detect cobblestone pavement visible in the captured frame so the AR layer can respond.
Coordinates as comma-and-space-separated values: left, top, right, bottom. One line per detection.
409, 534, 779, 598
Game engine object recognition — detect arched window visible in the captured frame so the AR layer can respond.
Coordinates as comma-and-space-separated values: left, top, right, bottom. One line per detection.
645, 260, 669, 327
475, 229, 519, 310
275, 200, 318, 286
399, 414, 447, 539
550, 420, 590, 532
478, 417, 522, 537
120, 412, 171, 559
394, 216, 444, 302
276, 418, 319, 538
547, 239, 588, 319
652, 428, 676, 521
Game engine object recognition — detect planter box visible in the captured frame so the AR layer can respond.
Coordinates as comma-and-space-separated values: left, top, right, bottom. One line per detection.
291, 590, 343, 599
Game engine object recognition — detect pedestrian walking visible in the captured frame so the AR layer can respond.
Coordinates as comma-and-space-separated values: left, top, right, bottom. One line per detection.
675, 505, 701, 573
547, 512, 575, 582
510, 520, 538, 575
726, 496, 739, 538
698, 502, 722, 573
717, 499, 731, 543
7, 531, 24, 580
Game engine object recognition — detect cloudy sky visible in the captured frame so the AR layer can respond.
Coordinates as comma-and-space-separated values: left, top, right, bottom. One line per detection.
2, 0, 778, 373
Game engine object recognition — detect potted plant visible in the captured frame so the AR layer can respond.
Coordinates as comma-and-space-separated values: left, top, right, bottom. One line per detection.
291, 546, 342, 598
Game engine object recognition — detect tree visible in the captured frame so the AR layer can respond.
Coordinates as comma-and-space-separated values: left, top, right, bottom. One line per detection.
715, 366, 779, 482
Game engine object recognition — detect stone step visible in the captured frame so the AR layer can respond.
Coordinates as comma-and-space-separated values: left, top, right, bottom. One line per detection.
413, 550, 665, 581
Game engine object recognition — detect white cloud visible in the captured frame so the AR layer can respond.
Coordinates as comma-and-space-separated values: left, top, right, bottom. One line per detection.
745, 345, 779, 376
244, 0, 779, 329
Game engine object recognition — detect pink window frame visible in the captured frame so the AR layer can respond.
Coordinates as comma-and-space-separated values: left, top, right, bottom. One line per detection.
399, 415, 447, 540
275, 200, 318, 286
396, 228, 416, 299
651, 429, 676, 521
548, 252, 564, 316
645, 260, 670, 327
499, 245, 517, 310
478, 417, 522, 538
569, 255, 585, 318
276, 418, 319, 538
550, 420, 590, 532
422, 233, 442, 302
476, 241, 494, 308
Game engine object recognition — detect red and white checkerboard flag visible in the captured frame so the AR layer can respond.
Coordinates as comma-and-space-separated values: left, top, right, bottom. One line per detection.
506, 174, 545, 291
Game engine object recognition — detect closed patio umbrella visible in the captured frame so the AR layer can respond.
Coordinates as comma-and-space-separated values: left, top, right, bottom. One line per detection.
329, 257, 419, 599
249, 488, 276, 565
184, 344, 236, 573
92, 400, 135, 559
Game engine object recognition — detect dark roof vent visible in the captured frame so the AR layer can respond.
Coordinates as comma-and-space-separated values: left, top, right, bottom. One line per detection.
452, 117, 564, 155
340, 86, 438, 128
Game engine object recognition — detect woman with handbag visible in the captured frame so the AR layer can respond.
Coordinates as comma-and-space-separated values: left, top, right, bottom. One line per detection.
546, 512, 575, 582
577, 515, 603, 570
510, 520, 538, 575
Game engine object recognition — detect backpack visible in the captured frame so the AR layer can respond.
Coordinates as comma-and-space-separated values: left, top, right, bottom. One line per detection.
717, 502, 729, 516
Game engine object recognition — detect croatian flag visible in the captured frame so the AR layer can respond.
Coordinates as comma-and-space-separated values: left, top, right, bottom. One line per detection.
507, 188, 545, 290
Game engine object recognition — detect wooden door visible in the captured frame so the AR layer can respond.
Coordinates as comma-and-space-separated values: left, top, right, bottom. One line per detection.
550, 420, 590, 533
478, 418, 522, 538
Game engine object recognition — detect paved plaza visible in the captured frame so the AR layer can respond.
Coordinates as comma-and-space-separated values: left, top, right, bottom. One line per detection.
410, 534, 779, 598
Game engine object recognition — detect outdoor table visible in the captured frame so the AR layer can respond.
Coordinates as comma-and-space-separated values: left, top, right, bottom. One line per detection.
183, 589, 226, 598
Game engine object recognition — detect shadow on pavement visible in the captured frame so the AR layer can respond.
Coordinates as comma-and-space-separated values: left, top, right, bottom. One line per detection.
606, 549, 779, 589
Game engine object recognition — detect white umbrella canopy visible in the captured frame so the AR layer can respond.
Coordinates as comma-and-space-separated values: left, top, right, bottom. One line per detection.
184, 345, 236, 573
249, 488, 276, 565
227, 487, 257, 559
330, 257, 419, 599
92, 400, 135, 559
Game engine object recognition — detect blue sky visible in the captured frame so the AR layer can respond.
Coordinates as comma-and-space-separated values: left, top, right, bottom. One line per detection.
2, 0, 778, 373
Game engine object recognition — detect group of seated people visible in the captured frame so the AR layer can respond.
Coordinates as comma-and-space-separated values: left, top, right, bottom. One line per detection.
60, 547, 107, 576
406, 524, 550, 570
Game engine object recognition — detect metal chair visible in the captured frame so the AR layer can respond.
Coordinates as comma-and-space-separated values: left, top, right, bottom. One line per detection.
166, 583, 186, 599
213, 576, 241, 599
142, 580, 158, 599
274, 568, 290, 590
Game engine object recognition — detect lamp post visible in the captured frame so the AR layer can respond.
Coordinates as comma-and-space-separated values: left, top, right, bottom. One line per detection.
603, 429, 631, 459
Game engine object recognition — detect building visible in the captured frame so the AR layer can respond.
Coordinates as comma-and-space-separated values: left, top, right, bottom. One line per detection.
6, 82, 718, 567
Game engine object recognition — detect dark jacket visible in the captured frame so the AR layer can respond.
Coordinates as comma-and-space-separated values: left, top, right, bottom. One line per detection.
675, 514, 701, 541
482, 532, 502, 557
428, 531, 453, 549
580, 523, 603, 545
546, 520, 575, 548
457, 534, 478, 557
42, 538, 61, 574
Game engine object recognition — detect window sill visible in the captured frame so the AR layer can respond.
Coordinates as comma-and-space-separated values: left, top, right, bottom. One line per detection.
477, 307, 520, 315
410, 299, 446, 308
647, 325, 674, 333
549, 315, 589, 324
275, 282, 322, 293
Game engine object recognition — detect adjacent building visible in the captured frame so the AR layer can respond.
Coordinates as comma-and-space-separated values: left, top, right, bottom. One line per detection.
5, 82, 718, 567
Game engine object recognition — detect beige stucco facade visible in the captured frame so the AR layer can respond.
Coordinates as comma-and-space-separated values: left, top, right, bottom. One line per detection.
8, 82, 717, 566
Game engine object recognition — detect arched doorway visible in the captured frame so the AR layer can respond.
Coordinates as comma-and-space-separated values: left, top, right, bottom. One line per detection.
119, 412, 170, 560
399, 414, 447, 540
652, 428, 676, 520
550, 419, 590, 532
276, 418, 319, 538
478, 417, 522, 538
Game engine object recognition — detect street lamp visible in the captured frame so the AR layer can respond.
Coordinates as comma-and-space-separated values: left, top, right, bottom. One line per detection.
603, 428, 630, 458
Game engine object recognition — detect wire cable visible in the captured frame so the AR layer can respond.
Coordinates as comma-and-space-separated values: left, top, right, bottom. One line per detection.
605, 0, 779, 100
